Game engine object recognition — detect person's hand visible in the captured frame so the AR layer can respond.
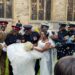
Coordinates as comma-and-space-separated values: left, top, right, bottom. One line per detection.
33, 46, 43, 52
33, 46, 36, 50
4, 44, 7, 48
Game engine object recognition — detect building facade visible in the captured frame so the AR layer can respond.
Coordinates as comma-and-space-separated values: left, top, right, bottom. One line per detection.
0, 0, 75, 31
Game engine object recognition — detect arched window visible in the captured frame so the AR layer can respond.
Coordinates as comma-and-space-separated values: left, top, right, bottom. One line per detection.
0, 0, 12, 18
67, 0, 75, 21
31, 0, 51, 20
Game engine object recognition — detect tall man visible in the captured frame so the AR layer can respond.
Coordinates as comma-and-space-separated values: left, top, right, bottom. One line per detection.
0, 21, 8, 75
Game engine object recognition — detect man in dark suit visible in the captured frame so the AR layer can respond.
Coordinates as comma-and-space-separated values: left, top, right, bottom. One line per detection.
57, 23, 68, 59
67, 24, 75, 54
23, 25, 40, 44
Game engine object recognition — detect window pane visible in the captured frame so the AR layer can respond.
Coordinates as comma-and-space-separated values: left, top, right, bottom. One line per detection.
31, 0, 51, 20
6, 0, 12, 18
46, 0, 51, 20
73, 0, 75, 20
31, 0, 37, 20
0, 0, 4, 18
38, 10, 44, 20
74, 12, 75, 20
67, 0, 73, 21
38, 0, 44, 20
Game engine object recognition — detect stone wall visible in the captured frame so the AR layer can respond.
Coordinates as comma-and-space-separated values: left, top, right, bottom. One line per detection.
5, 0, 68, 32
13, 0, 30, 24
13, 0, 68, 23
51, 0, 67, 21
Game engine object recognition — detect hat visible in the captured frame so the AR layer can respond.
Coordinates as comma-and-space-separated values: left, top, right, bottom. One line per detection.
68, 24, 75, 27
59, 23, 66, 27
23, 25, 32, 30
0, 21, 8, 26
41, 23, 49, 30
59, 23, 66, 29
12, 26, 21, 31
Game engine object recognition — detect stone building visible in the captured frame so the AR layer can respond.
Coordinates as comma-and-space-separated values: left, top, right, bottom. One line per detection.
0, 0, 75, 32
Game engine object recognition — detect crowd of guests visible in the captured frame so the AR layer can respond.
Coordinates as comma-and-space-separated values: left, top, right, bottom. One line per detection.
55, 23, 75, 59
0, 20, 75, 75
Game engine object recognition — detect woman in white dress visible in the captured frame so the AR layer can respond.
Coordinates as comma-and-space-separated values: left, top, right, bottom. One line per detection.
33, 31, 55, 75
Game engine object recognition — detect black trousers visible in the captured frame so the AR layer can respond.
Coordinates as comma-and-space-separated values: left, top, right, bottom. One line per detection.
9, 61, 13, 75
35, 59, 40, 75
0, 51, 6, 75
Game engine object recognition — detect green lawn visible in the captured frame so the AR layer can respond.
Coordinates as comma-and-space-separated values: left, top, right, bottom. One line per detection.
5, 58, 9, 75
0, 58, 9, 75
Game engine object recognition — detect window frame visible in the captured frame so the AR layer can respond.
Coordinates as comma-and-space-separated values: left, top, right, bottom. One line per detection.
0, 0, 13, 19
67, 0, 75, 21
29, 0, 51, 21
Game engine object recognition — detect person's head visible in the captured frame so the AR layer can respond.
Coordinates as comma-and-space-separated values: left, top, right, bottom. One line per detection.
68, 24, 75, 31
18, 20, 20, 23
40, 31, 49, 40
54, 56, 75, 75
40, 24, 49, 32
11, 26, 21, 35
24, 25, 32, 35
52, 31, 55, 35
10, 30, 18, 35
59, 23, 66, 31
0, 21, 8, 31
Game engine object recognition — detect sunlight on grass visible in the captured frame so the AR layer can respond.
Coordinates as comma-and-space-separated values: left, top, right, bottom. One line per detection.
5, 57, 9, 75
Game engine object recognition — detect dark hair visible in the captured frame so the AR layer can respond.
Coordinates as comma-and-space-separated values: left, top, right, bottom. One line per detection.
42, 31, 49, 38
54, 56, 75, 75
52, 31, 55, 35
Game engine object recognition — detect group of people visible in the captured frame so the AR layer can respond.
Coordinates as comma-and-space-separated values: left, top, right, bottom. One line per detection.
0, 20, 56, 75
0, 20, 75, 75
55, 23, 75, 59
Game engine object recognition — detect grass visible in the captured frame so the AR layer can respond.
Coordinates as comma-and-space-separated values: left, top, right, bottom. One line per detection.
0, 57, 9, 75
5, 58, 9, 75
